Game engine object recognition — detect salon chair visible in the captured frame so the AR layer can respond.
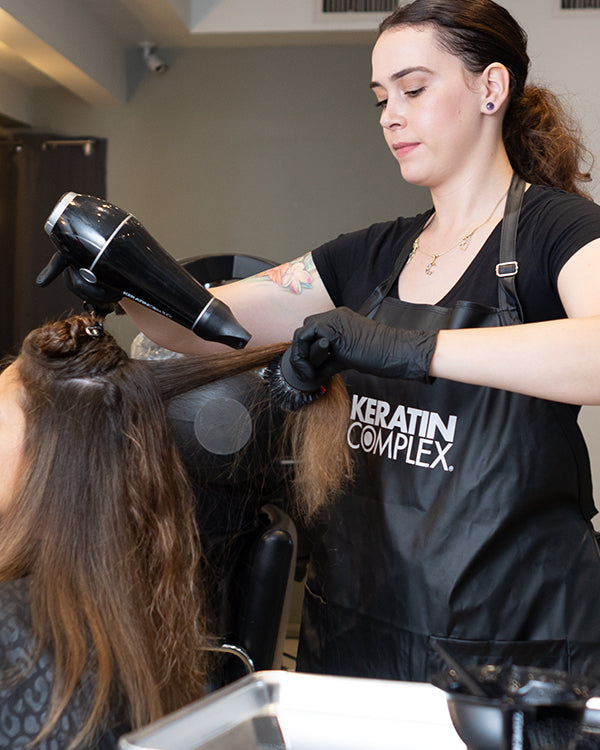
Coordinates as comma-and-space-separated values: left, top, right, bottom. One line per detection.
159, 254, 298, 687
201, 503, 298, 687
180, 253, 275, 288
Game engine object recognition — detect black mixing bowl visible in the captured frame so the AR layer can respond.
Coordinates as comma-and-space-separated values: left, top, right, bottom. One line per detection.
432, 664, 596, 750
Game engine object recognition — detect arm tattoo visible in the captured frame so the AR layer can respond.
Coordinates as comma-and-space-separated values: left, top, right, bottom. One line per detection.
250, 253, 317, 295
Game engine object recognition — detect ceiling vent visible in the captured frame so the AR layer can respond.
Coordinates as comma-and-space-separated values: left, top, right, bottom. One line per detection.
322, 0, 399, 11
561, 0, 600, 7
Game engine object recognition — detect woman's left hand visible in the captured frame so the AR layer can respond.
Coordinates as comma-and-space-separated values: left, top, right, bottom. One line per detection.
289, 306, 438, 384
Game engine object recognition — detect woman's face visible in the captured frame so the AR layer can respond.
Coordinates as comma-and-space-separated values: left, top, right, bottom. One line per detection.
0, 363, 27, 511
371, 25, 487, 189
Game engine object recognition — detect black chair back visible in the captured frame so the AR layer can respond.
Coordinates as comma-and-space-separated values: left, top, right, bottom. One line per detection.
170, 254, 297, 686
180, 254, 275, 287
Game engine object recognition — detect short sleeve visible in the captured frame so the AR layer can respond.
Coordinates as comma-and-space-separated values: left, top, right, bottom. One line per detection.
525, 188, 600, 296
312, 214, 431, 310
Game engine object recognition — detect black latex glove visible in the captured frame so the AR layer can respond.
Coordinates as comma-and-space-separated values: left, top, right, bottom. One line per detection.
36, 252, 123, 317
290, 306, 438, 384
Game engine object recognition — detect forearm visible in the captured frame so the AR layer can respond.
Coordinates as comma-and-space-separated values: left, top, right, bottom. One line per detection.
431, 315, 600, 405
122, 256, 335, 354
121, 298, 225, 354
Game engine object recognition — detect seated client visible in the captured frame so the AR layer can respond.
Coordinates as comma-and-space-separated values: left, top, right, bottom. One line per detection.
0, 312, 350, 749
0, 313, 209, 749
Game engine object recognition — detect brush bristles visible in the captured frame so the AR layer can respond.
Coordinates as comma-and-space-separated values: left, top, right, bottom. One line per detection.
264, 354, 325, 412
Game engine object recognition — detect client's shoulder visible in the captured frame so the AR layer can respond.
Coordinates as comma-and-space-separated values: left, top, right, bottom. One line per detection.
0, 578, 33, 650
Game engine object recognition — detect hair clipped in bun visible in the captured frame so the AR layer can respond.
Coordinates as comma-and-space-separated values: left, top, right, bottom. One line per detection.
21, 314, 128, 378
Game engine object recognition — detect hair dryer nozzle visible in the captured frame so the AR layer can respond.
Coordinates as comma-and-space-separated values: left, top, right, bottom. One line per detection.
44, 193, 251, 349
192, 297, 250, 349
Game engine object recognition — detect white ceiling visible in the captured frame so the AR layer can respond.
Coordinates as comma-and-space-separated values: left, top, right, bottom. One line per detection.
0, 0, 385, 124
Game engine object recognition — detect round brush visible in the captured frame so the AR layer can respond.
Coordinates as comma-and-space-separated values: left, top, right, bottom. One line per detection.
264, 337, 331, 411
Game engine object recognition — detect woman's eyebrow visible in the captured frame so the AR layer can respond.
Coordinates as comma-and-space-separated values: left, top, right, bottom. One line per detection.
370, 65, 433, 89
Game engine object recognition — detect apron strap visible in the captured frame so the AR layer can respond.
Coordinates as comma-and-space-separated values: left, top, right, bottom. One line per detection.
359, 210, 434, 319
360, 174, 526, 322
496, 172, 526, 321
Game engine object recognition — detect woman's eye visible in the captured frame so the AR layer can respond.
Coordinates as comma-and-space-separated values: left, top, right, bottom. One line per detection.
405, 87, 425, 98
375, 99, 387, 110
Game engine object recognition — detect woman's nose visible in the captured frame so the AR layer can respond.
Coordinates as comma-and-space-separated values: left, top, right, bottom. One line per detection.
380, 99, 406, 130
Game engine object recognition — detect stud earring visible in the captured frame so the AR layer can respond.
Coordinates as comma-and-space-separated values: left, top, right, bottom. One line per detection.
486, 102, 495, 111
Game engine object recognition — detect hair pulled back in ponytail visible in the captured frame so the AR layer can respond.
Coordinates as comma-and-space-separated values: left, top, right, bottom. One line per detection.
379, 0, 593, 197
503, 85, 592, 198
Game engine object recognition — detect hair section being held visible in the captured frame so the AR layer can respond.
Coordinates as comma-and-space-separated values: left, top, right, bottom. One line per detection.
148, 345, 353, 522
281, 372, 353, 521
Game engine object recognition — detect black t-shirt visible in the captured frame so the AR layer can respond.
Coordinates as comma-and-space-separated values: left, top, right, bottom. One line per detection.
313, 185, 600, 324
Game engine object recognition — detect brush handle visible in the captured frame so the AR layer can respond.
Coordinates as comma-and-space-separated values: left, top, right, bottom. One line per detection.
277, 337, 330, 395
308, 337, 330, 367
292, 307, 437, 383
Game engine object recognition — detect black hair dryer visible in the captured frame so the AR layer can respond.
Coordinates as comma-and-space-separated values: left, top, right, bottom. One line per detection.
42, 192, 251, 349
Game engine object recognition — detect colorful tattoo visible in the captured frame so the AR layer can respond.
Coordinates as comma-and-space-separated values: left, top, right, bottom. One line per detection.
253, 253, 317, 294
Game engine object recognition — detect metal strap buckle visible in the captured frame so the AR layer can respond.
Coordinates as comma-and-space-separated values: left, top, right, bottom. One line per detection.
495, 261, 519, 278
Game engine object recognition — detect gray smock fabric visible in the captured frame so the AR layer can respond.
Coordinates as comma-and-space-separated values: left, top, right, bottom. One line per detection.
0, 578, 127, 749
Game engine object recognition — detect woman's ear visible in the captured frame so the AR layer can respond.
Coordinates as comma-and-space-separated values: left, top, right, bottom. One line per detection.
480, 62, 511, 114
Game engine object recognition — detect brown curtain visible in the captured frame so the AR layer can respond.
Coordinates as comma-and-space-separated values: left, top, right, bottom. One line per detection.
0, 132, 106, 356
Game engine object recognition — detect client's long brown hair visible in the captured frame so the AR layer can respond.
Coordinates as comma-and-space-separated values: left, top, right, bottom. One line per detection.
2, 315, 208, 748
0, 313, 351, 748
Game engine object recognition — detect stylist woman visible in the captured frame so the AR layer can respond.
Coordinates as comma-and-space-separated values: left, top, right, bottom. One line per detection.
122, 0, 600, 682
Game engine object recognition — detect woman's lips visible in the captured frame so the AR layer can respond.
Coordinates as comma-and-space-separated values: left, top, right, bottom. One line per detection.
392, 142, 420, 158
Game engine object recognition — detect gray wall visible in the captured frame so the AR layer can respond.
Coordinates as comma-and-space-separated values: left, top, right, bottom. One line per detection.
36, 44, 428, 258
33, 43, 429, 346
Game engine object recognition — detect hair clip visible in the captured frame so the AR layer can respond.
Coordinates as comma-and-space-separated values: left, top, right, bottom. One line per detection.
85, 322, 104, 338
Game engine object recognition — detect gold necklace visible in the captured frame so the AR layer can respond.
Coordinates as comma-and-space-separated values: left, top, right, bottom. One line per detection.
408, 188, 509, 276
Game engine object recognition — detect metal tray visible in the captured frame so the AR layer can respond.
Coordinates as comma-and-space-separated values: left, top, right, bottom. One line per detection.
118, 670, 467, 750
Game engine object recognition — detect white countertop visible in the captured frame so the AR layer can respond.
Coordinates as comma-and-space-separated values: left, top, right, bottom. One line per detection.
120, 670, 467, 750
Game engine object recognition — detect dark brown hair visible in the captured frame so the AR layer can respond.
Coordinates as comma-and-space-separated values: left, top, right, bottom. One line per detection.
379, 0, 593, 197
0, 313, 351, 747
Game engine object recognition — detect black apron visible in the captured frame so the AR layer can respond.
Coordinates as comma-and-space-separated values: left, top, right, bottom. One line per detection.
296, 175, 600, 682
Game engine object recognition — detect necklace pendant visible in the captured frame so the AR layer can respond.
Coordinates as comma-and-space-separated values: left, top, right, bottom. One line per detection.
425, 255, 438, 276
407, 240, 418, 265
458, 232, 473, 251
